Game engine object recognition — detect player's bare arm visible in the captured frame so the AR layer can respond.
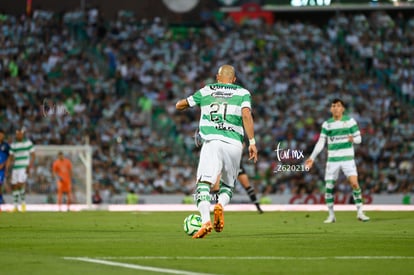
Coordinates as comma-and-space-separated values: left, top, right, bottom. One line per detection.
176, 99, 190, 111
242, 107, 257, 163
306, 131, 327, 170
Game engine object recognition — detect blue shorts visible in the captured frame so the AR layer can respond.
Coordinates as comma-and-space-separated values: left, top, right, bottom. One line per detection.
0, 172, 4, 185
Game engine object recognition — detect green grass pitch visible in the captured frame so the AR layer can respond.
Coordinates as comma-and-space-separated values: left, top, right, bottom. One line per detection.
1, 211, 413, 275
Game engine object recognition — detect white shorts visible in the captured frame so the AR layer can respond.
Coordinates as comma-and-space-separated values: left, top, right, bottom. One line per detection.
11, 169, 28, 184
324, 160, 358, 181
197, 140, 242, 188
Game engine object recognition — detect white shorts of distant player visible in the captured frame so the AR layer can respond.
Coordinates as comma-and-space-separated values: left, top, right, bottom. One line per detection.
197, 139, 242, 188
11, 169, 28, 185
324, 160, 358, 181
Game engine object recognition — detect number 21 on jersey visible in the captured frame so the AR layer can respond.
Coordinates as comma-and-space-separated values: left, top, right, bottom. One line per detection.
209, 102, 228, 123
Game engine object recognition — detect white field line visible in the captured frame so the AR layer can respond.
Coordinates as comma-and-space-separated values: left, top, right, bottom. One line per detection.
94, 256, 414, 260
63, 257, 219, 275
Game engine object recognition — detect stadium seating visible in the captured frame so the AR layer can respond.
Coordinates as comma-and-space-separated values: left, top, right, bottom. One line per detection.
0, 9, 412, 200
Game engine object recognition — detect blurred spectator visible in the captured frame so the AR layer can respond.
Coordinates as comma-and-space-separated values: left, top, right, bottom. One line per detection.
92, 183, 102, 204
0, 9, 412, 201
126, 188, 139, 204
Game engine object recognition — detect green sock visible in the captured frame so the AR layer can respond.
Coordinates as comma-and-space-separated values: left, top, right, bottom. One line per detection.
218, 182, 233, 207
13, 190, 19, 208
353, 188, 362, 208
20, 188, 26, 204
325, 180, 335, 208
195, 183, 211, 224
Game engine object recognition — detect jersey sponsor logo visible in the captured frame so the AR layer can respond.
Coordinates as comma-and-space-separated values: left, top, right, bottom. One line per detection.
215, 123, 235, 132
210, 85, 237, 91
329, 136, 348, 142
211, 91, 234, 98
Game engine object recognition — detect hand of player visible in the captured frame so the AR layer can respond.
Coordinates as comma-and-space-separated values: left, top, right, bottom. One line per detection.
348, 135, 354, 143
194, 129, 204, 148
305, 158, 313, 170
248, 144, 258, 163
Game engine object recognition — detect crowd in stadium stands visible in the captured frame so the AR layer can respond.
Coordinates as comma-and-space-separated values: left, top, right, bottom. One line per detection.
0, 8, 413, 203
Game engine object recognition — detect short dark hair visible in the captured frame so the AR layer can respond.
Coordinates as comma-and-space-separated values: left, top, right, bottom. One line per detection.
332, 98, 346, 108
0, 129, 4, 134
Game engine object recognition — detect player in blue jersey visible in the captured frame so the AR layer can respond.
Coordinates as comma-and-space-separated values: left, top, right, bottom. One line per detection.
0, 129, 11, 205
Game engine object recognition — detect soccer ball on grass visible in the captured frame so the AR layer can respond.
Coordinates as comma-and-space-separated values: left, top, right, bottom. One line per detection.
183, 214, 202, 236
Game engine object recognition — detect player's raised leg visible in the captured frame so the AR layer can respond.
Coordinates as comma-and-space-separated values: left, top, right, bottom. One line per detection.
210, 175, 220, 204
215, 143, 241, 232
214, 183, 230, 232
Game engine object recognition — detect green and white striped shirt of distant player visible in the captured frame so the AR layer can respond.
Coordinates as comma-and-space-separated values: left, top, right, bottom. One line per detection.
10, 139, 34, 170
187, 83, 251, 147
310, 115, 361, 162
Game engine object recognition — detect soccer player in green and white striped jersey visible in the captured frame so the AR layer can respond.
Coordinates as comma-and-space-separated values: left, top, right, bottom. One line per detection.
305, 99, 369, 223
176, 64, 258, 238
8, 128, 35, 212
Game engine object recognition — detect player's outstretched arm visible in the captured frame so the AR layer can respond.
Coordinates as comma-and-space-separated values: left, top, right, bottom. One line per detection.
306, 135, 326, 170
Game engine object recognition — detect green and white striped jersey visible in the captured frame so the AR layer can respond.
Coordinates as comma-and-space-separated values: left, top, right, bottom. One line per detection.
310, 115, 361, 162
187, 83, 251, 147
10, 139, 34, 170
